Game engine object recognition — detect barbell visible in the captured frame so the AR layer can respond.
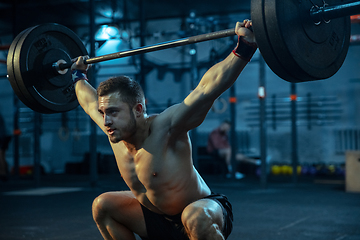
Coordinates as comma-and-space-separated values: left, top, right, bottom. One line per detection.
6, 0, 360, 114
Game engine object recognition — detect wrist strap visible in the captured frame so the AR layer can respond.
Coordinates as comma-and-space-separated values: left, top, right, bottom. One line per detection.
232, 36, 257, 62
71, 69, 88, 84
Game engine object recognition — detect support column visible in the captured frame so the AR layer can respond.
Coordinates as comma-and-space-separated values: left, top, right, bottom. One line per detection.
33, 112, 41, 187
259, 56, 267, 189
190, 43, 199, 168
89, 0, 98, 187
230, 87, 237, 179
139, 0, 146, 93
291, 83, 298, 184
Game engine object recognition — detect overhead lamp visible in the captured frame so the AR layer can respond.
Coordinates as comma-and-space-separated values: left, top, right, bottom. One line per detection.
95, 25, 120, 40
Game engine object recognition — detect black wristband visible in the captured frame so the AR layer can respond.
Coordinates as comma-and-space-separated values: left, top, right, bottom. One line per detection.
232, 36, 257, 62
71, 69, 88, 84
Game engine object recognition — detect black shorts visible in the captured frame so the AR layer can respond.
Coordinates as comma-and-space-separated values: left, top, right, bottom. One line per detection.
140, 192, 233, 240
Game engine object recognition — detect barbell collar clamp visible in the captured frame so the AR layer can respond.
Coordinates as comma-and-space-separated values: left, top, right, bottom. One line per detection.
310, 0, 360, 25
53, 59, 69, 75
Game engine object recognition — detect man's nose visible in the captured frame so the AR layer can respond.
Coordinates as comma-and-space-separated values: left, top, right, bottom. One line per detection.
104, 114, 112, 126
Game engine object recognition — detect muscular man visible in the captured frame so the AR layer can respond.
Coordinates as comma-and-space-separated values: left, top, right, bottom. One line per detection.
71, 20, 256, 240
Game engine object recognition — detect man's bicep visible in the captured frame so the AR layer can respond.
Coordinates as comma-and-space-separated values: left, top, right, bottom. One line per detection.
75, 81, 107, 134
75, 80, 98, 111
170, 90, 214, 132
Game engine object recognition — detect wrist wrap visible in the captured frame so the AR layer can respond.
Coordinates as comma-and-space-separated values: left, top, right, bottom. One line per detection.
232, 36, 258, 62
71, 69, 88, 84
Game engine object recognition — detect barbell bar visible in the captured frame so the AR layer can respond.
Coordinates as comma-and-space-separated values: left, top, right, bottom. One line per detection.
57, 28, 237, 70
6, 0, 360, 114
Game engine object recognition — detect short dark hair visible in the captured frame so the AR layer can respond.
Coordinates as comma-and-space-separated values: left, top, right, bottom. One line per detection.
97, 76, 145, 111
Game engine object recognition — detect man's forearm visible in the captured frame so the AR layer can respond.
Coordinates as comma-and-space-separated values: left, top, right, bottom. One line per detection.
200, 31, 257, 96
199, 52, 247, 96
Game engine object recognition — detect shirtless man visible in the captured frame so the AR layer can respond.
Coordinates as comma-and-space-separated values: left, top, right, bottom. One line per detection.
71, 20, 256, 240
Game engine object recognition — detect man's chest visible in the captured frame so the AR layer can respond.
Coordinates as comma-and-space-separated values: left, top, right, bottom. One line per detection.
115, 141, 189, 189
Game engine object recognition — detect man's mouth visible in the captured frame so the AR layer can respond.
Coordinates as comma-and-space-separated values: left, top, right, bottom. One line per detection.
108, 129, 115, 135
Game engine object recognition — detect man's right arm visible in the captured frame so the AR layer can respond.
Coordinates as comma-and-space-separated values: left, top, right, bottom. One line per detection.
72, 57, 106, 133
75, 80, 106, 133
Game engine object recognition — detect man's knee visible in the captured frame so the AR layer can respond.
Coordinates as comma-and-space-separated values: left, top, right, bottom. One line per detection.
92, 192, 124, 223
92, 192, 111, 222
181, 200, 224, 239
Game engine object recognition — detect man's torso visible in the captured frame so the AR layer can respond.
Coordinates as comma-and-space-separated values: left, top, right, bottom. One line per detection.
110, 116, 211, 215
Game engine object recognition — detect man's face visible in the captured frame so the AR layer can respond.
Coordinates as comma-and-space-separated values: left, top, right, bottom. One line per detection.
98, 92, 137, 143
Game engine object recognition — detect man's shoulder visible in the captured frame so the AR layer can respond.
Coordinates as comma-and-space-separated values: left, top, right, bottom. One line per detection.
148, 113, 159, 119
148, 106, 175, 127
148, 114, 166, 131
148, 110, 189, 137
147, 114, 159, 126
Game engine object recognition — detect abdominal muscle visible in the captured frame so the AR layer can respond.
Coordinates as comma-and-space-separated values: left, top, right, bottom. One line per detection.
125, 163, 211, 216
142, 167, 211, 215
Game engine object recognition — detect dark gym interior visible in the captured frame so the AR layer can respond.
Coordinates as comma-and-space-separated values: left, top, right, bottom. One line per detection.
1, 1, 360, 240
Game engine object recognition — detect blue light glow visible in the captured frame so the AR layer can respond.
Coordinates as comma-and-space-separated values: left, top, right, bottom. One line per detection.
95, 25, 120, 40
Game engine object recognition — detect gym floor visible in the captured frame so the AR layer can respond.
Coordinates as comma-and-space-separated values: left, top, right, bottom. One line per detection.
1, 174, 359, 240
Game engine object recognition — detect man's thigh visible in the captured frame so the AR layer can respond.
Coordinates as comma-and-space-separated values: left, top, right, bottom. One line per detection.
182, 198, 224, 227
95, 190, 148, 237
181, 194, 233, 239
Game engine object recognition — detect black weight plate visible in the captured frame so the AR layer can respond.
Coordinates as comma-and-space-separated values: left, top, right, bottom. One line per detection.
251, 0, 298, 82
7, 27, 40, 109
8, 25, 63, 112
264, 0, 350, 82
11, 23, 88, 113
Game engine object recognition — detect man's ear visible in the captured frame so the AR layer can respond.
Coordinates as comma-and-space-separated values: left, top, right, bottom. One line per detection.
134, 103, 144, 117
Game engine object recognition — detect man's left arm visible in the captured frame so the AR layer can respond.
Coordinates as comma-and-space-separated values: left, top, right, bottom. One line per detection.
169, 20, 257, 133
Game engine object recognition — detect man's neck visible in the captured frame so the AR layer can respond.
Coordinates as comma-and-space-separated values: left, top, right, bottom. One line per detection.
123, 115, 152, 151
